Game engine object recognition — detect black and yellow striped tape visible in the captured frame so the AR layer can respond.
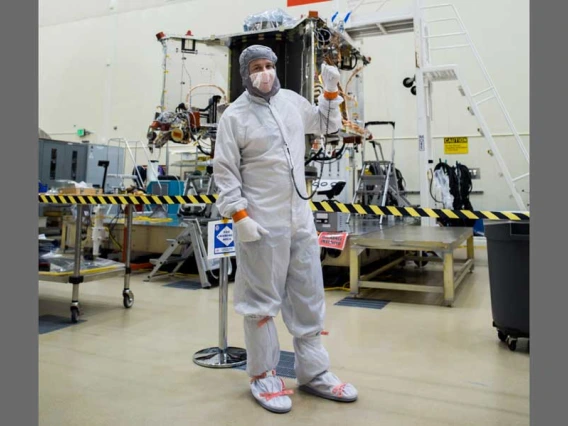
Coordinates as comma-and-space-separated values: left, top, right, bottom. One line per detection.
38, 194, 218, 206
309, 201, 530, 221
38, 194, 530, 221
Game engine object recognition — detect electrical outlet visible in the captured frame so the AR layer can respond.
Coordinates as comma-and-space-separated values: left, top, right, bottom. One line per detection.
469, 168, 481, 179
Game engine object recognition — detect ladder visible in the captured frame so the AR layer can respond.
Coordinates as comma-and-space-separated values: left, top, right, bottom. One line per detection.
145, 171, 223, 286
354, 154, 412, 208
353, 121, 412, 209
418, 3, 529, 210
145, 218, 214, 288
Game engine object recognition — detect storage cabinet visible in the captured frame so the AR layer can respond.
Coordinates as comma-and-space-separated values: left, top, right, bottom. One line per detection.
38, 139, 125, 191
38, 139, 88, 188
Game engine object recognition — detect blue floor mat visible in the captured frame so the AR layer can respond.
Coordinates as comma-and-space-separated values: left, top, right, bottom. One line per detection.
39, 315, 84, 334
334, 297, 390, 310
236, 350, 296, 379
164, 280, 203, 290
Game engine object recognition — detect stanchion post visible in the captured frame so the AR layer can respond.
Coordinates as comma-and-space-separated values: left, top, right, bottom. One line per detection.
193, 219, 246, 368
218, 257, 229, 362
122, 205, 134, 308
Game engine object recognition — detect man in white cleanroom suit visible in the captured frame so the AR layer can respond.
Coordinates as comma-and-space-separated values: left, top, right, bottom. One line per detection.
213, 45, 358, 414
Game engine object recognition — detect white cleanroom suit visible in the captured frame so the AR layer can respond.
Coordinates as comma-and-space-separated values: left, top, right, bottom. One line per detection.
213, 45, 358, 413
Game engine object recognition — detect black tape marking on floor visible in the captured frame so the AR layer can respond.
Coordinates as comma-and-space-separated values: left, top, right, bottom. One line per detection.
164, 280, 203, 290
236, 350, 296, 379
334, 297, 390, 310
39, 315, 84, 334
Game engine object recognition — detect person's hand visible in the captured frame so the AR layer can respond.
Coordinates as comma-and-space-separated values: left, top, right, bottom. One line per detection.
322, 63, 341, 93
235, 216, 269, 242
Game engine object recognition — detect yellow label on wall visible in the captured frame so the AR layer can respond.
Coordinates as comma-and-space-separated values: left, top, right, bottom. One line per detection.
444, 137, 469, 154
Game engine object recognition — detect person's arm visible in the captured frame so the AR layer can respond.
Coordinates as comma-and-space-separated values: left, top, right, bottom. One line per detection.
213, 113, 269, 242
297, 63, 344, 135
213, 114, 247, 219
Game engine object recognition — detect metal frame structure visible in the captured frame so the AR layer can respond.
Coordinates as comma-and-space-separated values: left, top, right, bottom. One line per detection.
344, 0, 530, 218
152, 15, 371, 186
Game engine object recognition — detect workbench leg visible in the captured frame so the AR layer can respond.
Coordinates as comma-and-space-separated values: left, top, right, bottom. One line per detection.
70, 282, 81, 323
122, 205, 134, 309
443, 251, 455, 307
466, 235, 475, 272
70, 205, 84, 323
349, 247, 360, 296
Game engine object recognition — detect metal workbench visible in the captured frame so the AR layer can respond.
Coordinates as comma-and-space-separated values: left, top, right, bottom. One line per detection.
39, 204, 135, 323
349, 224, 475, 306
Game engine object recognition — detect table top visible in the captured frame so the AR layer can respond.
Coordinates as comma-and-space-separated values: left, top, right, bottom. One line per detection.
104, 214, 194, 228
350, 224, 473, 251
340, 215, 420, 238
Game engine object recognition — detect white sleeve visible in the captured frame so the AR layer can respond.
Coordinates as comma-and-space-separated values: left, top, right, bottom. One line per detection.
296, 92, 344, 135
212, 114, 248, 219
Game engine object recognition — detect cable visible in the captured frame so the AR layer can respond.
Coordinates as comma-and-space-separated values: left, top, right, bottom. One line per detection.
343, 66, 365, 102
287, 147, 325, 201
105, 226, 122, 250
106, 208, 123, 251
186, 84, 227, 106
286, 96, 336, 201
196, 142, 211, 156
304, 147, 324, 166
315, 27, 332, 46
305, 140, 346, 166
339, 52, 358, 71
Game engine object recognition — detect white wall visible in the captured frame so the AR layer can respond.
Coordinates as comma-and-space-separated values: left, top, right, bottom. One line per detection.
39, 0, 529, 211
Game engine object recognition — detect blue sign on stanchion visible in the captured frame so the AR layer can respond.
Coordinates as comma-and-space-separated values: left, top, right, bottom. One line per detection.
208, 220, 236, 260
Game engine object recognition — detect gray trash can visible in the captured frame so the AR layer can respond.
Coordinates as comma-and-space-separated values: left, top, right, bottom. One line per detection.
484, 221, 529, 351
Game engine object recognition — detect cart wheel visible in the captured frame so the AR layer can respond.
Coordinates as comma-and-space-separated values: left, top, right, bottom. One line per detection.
497, 330, 507, 342
506, 337, 517, 352
71, 307, 80, 323
123, 291, 134, 309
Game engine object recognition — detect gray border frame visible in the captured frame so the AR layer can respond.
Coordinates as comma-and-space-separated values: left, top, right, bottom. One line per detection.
0, 1, 38, 424
6, 1, 565, 425
531, 1, 566, 424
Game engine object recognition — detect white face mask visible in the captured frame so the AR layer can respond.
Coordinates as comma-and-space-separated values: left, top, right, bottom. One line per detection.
250, 69, 276, 93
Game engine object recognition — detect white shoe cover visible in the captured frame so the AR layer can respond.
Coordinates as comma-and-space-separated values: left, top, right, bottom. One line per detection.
250, 370, 293, 414
299, 371, 358, 402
